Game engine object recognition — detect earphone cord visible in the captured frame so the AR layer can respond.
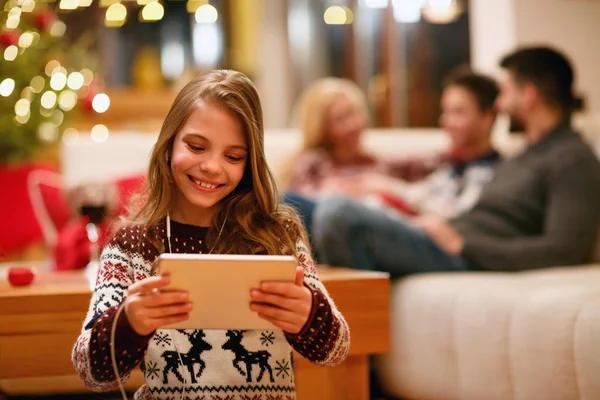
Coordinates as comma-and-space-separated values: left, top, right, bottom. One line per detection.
109, 212, 228, 400
110, 302, 130, 400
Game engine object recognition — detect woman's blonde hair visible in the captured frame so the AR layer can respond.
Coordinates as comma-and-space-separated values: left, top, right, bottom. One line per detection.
126, 70, 306, 255
280, 77, 369, 187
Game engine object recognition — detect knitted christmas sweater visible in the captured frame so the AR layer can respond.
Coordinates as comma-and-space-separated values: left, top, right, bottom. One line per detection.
72, 219, 350, 400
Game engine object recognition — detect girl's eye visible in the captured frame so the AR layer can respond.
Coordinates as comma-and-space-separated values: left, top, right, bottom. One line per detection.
227, 155, 244, 162
188, 144, 204, 152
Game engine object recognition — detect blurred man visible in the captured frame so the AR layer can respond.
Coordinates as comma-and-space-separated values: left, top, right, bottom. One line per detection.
314, 46, 600, 275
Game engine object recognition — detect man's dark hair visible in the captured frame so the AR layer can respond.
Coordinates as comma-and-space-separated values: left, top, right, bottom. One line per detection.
443, 66, 499, 113
500, 46, 583, 113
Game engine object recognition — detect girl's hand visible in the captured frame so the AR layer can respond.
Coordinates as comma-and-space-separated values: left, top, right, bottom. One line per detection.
125, 276, 192, 336
250, 267, 313, 334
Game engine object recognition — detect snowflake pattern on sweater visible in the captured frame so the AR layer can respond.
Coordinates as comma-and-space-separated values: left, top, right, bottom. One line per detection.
72, 219, 350, 399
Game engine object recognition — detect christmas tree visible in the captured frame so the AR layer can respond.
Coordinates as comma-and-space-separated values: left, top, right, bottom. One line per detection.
0, 0, 104, 164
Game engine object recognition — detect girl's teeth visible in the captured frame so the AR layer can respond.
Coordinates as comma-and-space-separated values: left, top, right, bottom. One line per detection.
194, 179, 216, 189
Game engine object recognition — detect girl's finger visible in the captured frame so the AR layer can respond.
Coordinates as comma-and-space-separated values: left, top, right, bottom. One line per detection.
250, 302, 301, 325
257, 314, 301, 334
145, 302, 193, 318
150, 313, 190, 330
294, 266, 304, 286
139, 291, 189, 307
128, 276, 171, 296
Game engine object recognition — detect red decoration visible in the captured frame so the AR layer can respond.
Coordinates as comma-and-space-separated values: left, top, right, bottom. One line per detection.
0, 30, 19, 48
33, 10, 56, 32
8, 267, 36, 286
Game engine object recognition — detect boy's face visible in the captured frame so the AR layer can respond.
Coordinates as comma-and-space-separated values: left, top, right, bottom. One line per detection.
439, 85, 494, 155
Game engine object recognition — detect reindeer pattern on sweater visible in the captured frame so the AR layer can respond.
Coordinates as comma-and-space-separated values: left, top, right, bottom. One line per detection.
72, 219, 350, 400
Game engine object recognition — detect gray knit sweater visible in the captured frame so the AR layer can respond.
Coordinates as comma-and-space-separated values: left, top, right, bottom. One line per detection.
452, 122, 600, 271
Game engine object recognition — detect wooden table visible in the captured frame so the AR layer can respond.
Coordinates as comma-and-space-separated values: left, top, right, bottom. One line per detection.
0, 266, 389, 399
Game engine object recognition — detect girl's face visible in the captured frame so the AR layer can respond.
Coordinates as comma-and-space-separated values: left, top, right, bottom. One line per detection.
170, 102, 248, 225
325, 94, 366, 151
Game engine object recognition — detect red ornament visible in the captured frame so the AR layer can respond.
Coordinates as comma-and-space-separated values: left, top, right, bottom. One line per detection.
8, 267, 36, 286
81, 78, 104, 113
34, 10, 56, 32
81, 89, 95, 113
0, 30, 19, 47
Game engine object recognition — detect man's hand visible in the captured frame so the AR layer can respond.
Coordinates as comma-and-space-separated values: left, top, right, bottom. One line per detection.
412, 214, 464, 255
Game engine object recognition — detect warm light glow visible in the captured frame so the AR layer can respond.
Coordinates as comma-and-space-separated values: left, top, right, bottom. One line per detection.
195, 4, 218, 23
344, 7, 354, 24
50, 72, 67, 91
4, 45, 18, 61
40, 107, 53, 118
161, 41, 185, 80
59, 0, 79, 10
67, 72, 84, 90
193, 21, 221, 67
15, 98, 30, 117
21, 0, 36, 13
15, 112, 30, 125
105, 3, 127, 23
18, 31, 34, 48
30, 31, 40, 46
50, 21, 67, 37
141, 1, 164, 21
45, 60, 61, 77
392, 0, 422, 23
51, 109, 65, 126
58, 90, 78, 111
136, 0, 153, 4
30, 76, 45, 93
187, 0, 208, 13
9, 6, 21, 17
41, 91, 58, 109
52, 66, 67, 77
422, 1, 461, 23
100, 0, 120, 6
62, 127, 80, 146
324, 6, 348, 25
21, 86, 34, 101
0, 78, 15, 97
81, 69, 94, 85
92, 93, 110, 113
364, 0, 388, 8
78, 0, 93, 6
38, 122, 59, 142
6, 9, 20, 28
6, 16, 20, 29
91, 124, 110, 143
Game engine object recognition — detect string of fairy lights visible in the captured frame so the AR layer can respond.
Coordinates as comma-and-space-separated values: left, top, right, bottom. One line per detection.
1, 0, 219, 148
1, 0, 111, 147
55, 0, 218, 27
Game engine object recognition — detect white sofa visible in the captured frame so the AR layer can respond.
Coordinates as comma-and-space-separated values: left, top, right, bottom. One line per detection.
61, 125, 600, 400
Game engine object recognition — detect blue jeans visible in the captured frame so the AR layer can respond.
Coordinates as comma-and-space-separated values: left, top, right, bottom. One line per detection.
281, 192, 317, 243
313, 196, 468, 277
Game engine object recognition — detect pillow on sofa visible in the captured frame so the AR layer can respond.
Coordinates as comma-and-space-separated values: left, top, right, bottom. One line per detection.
0, 164, 72, 257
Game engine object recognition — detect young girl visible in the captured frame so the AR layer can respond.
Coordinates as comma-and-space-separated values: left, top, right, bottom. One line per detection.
72, 70, 350, 399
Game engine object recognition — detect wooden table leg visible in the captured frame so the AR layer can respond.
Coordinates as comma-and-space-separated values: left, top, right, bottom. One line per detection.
294, 355, 369, 400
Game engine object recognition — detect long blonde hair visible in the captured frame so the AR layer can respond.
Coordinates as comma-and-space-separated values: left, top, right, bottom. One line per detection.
127, 70, 306, 255
280, 77, 369, 188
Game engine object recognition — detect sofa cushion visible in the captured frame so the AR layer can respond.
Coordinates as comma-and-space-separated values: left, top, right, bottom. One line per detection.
376, 266, 600, 400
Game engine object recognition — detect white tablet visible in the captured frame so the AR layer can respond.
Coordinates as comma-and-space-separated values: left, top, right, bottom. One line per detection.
155, 253, 297, 330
